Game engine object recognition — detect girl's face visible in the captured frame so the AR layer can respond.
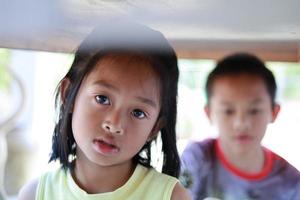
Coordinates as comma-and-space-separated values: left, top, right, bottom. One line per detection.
205, 74, 280, 155
71, 55, 161, 168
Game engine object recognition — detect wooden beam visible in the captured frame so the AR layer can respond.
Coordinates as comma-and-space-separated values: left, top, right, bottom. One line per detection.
170, 39, 300, 62
1, 34, 300, 62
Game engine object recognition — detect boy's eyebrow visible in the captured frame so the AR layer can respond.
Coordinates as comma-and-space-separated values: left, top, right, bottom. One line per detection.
219, 101, 232, 106
219, 99, 265, 107
92, 80, 158, 109
250, 99, 265, 105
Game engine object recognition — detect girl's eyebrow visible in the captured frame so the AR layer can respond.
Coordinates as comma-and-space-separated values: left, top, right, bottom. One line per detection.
92, 80, 158, 109
92, 80, 119, 92
135, 96, 158, 109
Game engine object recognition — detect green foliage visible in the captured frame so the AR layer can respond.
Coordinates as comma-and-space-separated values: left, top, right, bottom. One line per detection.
268, 62, 300, 100
179, 60, 300, 101
0, 48, 11, 92
179, 59, 215, 90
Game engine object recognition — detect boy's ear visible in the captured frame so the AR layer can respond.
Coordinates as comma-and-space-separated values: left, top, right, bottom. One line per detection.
204, 104, 212, 124
148, 117, 165, 141
271, 103, 281, 123
60, 78, 71, 104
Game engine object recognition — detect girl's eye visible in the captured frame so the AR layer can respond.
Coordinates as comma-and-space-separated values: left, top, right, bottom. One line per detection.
95, 95, 110, 105
132, 109, 147, 119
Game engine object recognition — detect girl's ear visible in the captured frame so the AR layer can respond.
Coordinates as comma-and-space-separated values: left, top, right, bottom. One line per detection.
271, 103, 281, 123
60, 78, 71, 104
148, 117, 165, 141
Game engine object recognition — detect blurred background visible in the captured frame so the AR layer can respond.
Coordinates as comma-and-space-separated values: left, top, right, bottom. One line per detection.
0, 0, 300, 199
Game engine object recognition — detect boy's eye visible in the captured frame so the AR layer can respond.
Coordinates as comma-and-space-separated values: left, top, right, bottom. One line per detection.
132, 109, 147, 119
95, 95, 110, 105
249, 108, 261, 115
224, 109, 234, 115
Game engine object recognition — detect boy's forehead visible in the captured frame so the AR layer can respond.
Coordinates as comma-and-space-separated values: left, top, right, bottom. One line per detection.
212, 73, 266, 89
210, 74, 272, 103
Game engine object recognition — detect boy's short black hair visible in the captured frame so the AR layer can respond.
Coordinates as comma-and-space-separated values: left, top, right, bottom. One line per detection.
205, 53, 277, 106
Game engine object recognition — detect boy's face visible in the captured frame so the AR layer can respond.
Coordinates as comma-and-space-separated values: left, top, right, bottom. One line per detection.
205, 74, 280, 154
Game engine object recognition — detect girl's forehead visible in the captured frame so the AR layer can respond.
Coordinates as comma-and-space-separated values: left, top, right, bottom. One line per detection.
91, 54, 157, 78
83, 55, 161, 96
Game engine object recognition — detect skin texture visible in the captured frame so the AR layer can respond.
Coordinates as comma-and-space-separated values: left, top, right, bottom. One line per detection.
70, 56, 162, 193
205, 74, 280, 173
18, 55, 191, 200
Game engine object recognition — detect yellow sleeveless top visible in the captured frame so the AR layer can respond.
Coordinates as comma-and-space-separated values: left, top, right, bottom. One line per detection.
36, 164, 178, 200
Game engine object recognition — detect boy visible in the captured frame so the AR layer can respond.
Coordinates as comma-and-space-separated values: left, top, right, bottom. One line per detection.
180, 53, 300, 200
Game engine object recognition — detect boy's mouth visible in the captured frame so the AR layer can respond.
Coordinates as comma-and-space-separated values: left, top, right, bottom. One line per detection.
235, 134, 252, 142
92, 139, 120, 155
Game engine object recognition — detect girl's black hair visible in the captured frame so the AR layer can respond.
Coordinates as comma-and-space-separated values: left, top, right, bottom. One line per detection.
205, 52, 277, 107
49, 22, 180, 178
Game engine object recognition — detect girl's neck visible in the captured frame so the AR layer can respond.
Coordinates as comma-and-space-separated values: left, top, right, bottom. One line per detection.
72, 154, 135, 194
217, 140, 265, 174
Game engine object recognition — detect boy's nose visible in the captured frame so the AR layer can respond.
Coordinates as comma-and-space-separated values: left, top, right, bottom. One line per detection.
233, 114, 251, 131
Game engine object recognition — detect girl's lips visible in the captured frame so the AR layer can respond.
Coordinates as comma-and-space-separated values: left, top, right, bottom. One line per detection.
92, 139, 120, 155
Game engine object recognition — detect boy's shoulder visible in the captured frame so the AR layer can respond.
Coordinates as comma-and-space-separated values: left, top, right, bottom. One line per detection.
265, 150, 300, 198
181, 138, 216, 163
180, 139, 216, 191
271, 150, 300, 181
180, 139, 216, 178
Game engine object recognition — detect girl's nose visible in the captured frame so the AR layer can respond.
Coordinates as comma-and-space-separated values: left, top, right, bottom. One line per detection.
101, 121, 124, 135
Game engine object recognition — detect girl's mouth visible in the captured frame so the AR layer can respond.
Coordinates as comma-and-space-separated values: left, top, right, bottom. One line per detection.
92, 139, 120, 155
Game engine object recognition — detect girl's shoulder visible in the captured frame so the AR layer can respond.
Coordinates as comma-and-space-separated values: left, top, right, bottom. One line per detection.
18, 178, 39, 200
137, 164, 178, 187
18, 167, 65, 200
137, 165, 191, 199
171, 183, 191, 200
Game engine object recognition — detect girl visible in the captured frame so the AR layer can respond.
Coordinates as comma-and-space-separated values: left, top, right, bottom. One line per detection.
19, 22, 191, 200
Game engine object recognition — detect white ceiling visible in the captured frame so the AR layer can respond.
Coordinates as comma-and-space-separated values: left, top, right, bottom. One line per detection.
0, 0, 300, 54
